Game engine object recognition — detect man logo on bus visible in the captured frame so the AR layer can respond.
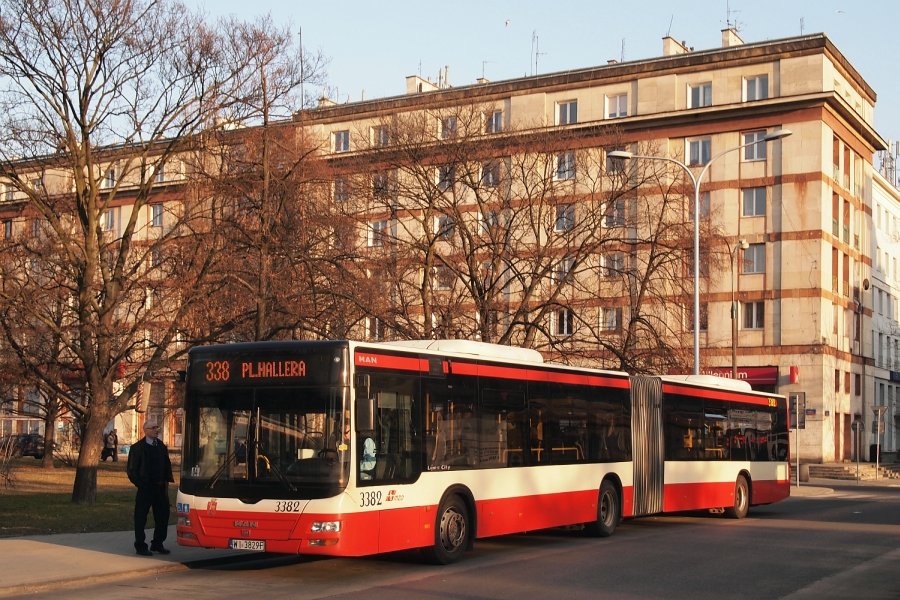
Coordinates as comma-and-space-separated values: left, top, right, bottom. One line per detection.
207, 499, 217, 516
385, 490, 404, 502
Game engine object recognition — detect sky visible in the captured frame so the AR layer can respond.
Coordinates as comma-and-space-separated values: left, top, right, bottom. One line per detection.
192, 0, 899, 153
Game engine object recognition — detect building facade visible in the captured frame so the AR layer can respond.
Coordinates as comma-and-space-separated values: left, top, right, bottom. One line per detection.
0, 29, 890, 464
300, 29, 886, 463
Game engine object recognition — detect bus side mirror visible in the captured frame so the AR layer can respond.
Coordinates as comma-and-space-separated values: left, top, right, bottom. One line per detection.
357, 398, 375, 432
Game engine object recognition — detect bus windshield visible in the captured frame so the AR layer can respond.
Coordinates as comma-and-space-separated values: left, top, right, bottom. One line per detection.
180, 385, 350, 500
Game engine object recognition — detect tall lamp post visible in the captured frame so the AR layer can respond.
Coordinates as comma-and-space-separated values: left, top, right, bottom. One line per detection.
729, 238, 749, 380
609, 128, 791, 375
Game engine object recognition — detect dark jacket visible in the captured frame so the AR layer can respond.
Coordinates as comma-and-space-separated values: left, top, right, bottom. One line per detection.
127, 438, 175, 488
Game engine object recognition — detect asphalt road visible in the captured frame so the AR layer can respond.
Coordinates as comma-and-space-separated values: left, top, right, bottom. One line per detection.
25, 485, 900, 599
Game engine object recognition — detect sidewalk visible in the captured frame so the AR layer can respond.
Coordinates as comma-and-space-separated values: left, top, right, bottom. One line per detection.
0, 525, 238, 598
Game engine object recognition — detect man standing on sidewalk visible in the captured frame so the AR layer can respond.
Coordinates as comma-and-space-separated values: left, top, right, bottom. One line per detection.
127, 420, 174, 556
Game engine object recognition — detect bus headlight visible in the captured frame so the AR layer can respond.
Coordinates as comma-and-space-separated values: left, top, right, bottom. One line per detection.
178, 516, 192, 526
310, 521, 341, 533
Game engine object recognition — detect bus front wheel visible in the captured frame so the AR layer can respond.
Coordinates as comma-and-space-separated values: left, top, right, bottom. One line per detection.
724, 475, 750, 519
423, 495, 469, 565
584, 480, 619, 538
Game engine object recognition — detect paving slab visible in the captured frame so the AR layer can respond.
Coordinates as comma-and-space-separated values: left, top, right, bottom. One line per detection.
0, 526, 237, 597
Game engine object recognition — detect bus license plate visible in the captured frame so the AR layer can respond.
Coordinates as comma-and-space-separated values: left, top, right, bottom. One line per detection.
229, 539, 265, 551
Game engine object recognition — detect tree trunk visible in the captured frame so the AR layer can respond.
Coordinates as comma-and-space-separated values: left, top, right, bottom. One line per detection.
71, 417, 106, 505
41, 396, 59, 469
42, 426, 55, 469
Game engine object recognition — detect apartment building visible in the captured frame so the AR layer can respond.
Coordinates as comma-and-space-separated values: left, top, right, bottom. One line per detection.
0, 29, 889, 464
299, 29, 886, 464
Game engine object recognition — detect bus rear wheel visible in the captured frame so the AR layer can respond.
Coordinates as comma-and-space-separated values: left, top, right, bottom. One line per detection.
724, 475, 750, 519
423, 495, 469, 564
584, 480, 619, 538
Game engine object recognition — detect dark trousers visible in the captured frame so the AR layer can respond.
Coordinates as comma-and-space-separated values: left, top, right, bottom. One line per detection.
134, 483, 170, 549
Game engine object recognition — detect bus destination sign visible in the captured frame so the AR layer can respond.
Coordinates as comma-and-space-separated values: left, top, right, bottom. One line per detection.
203, 359, 307, 383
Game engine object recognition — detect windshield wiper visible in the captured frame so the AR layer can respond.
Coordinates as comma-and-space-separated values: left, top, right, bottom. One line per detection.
254, 440, 296, 492
206, 446, 240, 490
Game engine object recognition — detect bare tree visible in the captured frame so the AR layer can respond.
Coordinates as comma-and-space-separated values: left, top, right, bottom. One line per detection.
0, 0, 310, 504
333, 103, 724, 373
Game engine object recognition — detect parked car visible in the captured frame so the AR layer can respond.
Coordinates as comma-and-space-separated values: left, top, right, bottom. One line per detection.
1, 433, 46, 459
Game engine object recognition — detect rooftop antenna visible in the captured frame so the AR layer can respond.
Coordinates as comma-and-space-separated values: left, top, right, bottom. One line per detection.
723, 0, 742, 31
532, 31, 546, 76
620, 39, 625, 62
666, 15, 674, 37
800, 17, 805, 35
418, 60, 422, 77
482, 60, 495, 79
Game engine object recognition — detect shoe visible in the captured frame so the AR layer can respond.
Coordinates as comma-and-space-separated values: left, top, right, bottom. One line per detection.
136, 547, 153, 556
150, 544, 171, 555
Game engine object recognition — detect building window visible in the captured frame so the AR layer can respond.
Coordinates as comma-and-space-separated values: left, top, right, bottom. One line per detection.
556, 152, 575, 180
688, 138, 711, 165
369, 220, 388, 247
606, 146, 626, 174
689, 83, 712, 108
482, 161, 500, 187
557, 100, 577, 125
605, 199, 625, 227
607, 94, 627, 118
2, 220, 10, 239
689, 191, 711, 221
150, 246, 162, 268
373, 172, 395, 199
742, 187, 766, 217
555, 203, 575, 232
743, 243, 765, 273
150, 204, 163, 227
685, 302, 709, 331
436, 215, 454, 239
104, 167, 116, 189
368, 317, 385, 341
435, 265, 455, 290
154, 163, 165, 183
482, 210, 501, 233
855, 373, 861, 396
333, 176, 348, 202
333, 130, 349, 153
30, 177, 43, 191
372, 126, 389, 147
743, 301, 764, 329
3, 183, 13, 202
600, 307, 621, 332
745, 75, 769, 101
554, 257, 575, 285
554, 308, 575, 336
602, 252, 624, 277
485, 110, 502, 134
102, 208, 116, 233
743, 131, 767, 161
441, 116, 457, 139
438, 165, 455, 191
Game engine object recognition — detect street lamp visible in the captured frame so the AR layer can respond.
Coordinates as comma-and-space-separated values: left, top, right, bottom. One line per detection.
729, 238, 749, 380
608, 128, 791, 375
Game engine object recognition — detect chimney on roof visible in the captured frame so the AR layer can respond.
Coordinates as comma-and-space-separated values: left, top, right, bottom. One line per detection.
721, 28, 744, 47
406, 75, 439, 94
662, 36, 688, 56
318, 96, 336, 107
607, 59, 618, 64
476, 77, 489, 85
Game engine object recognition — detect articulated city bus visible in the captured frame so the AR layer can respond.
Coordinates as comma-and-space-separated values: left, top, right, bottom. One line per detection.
176, 339, 790, 563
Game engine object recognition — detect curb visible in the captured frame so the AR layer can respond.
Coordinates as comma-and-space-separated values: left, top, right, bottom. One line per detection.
0, 563, 189, 598
0, 552, 279, 598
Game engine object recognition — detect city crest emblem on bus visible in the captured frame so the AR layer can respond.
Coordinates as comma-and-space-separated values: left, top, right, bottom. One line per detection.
207, 499, 217, 516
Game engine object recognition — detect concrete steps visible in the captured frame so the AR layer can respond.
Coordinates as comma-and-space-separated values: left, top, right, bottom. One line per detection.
791, 463, 900, 481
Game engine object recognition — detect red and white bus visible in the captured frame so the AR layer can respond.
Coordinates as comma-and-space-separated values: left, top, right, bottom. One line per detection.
176, 339, 790, 563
